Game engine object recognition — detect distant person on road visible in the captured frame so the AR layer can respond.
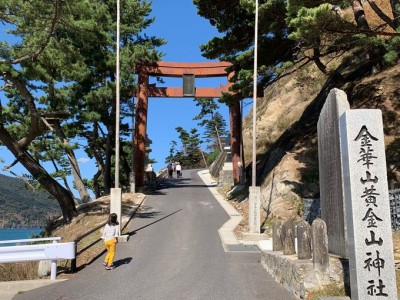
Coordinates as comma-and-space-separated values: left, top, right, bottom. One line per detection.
102, 213, 120, 270
167, 163, 173, 178
176, 162, 182, 178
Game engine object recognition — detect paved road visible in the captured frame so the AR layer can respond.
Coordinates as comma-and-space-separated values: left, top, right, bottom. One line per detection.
14, 170, 296, 300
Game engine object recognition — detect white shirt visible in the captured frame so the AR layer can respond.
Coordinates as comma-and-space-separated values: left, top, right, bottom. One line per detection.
102, 224, 120, 241
176, 164, 182, 171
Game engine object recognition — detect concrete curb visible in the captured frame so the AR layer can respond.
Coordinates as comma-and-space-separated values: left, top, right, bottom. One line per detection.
0, 279, 68, 300
197, 170, 243, 251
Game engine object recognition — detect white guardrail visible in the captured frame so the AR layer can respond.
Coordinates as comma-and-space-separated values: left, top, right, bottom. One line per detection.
0, 237, 75, 280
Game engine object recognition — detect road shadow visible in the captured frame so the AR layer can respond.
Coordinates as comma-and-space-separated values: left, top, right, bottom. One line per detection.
128, 209, 183, 236
113, 257, 133, 268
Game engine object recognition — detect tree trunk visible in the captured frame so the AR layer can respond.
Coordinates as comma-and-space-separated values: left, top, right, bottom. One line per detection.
352, 0, 370, 30
93, 170, 102, 199
53, 122, 92, 203
0, 126, 76, 221
390, 0, 400, 29
215, 125, 223, 151
351, 1, 383, 72
229, 98, 241, 185
120, 148, 131, 182
104, 126, 113, 194
366, 0, 396, 30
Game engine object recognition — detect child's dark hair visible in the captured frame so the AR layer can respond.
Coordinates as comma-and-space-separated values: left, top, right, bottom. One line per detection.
108, 213, 119, 226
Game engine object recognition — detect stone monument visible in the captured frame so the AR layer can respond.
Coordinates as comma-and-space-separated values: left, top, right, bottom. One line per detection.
317, 88, 350, 257
249, 186, 261, 234
340, 109, 397, 299
222, 146, 234, 185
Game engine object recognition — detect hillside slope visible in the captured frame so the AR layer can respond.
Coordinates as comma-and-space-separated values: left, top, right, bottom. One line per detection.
0, 174, 61, 228
241, 62, 400, 227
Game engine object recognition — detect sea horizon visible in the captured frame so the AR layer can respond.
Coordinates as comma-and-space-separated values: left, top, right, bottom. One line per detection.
0, 228, 43, 245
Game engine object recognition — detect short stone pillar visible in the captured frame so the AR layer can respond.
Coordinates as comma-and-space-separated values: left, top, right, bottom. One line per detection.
282, 220, 296, 255
38, 260, 51, 277
312, 218, 329, 273
249, 186, 261, 234
272, 220, 283, 251
297, 220, 312, 260
129, 171, 135, 193
222, 146, 234, 185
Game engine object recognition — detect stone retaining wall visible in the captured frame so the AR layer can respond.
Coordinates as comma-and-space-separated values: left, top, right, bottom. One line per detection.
260, 250, 349, 299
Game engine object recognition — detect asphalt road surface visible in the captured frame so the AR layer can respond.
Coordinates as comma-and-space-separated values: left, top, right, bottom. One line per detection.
14, 170, 296, 300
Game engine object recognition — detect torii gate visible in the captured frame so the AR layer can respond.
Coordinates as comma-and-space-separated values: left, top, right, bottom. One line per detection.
134, 61, 242, 188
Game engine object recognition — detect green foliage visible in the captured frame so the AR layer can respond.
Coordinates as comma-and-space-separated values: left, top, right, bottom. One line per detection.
193, 98, 228, 151
194, 0, 400, 98
0, 0, 165, 201
194, 0, 296, 101
165, 140, 177, 164
172, 127, 204, 168
206, 149, 221, 165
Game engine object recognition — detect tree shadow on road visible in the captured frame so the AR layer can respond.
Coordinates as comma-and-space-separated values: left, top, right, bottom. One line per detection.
128, 209, 182, 237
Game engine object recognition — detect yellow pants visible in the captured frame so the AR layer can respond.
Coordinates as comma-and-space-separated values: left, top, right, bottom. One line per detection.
104, 238, 116, 266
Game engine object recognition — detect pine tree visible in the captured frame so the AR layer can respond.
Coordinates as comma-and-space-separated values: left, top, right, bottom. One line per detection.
174, 127, 204, 168
193, 98, 228, 151
0, 0, 164, 221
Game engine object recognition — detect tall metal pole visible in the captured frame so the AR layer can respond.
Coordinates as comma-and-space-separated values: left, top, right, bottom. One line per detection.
248, 0, 261, 235
115, 0, 121, 188
111, 0, 122, 227
252, 0, 258, 187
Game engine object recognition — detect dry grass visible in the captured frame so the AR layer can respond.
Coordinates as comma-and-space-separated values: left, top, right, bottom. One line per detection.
0, 262, 39, 282
306, 283, 347, 300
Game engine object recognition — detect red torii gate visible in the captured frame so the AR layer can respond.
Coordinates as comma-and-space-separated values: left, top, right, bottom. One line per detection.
134, 61, 242, 188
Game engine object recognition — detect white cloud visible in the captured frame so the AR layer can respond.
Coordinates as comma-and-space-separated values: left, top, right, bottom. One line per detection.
77, 157, 90, 164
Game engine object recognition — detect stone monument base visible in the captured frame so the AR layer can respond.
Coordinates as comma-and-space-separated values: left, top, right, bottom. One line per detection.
260, 250, 349, 299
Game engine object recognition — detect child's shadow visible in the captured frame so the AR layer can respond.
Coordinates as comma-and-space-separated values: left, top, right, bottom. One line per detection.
113, 257, 133, 268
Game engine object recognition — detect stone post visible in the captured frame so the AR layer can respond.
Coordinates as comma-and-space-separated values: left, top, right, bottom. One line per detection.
249, 186, 261, 234
282, 220, 296, 255
272, 220, 283, 251
312, 218, 329, 273
129, 172, 135, 193
317, 88, 350, 257
110, 188, 122, 228
297, 220, 312, 260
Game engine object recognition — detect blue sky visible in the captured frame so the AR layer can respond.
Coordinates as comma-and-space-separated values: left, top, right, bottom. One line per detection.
0, 1, 252, 198
145, 0, 229, 171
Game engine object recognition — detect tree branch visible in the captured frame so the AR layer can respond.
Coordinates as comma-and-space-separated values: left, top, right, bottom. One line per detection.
2, 161, 36, 191
2, 71, 42, 149
366, 0, 396, 31
7, 0, 61, 64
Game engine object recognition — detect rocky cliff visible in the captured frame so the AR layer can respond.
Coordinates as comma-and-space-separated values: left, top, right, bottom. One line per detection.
241, 61, 400, 228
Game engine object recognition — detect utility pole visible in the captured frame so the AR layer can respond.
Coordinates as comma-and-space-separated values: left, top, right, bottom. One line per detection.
249, 0, 261, 235
111, 0, 122, 226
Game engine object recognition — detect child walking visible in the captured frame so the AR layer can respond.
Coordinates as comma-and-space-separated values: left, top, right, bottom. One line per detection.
102, 213, 120, 270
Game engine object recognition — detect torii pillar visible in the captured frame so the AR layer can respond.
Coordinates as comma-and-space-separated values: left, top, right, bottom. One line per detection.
134, 69, 149, 189
134, 62, 241, 189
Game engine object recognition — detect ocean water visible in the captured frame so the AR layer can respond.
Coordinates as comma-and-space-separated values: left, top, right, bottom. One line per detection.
0, 228, 43, 246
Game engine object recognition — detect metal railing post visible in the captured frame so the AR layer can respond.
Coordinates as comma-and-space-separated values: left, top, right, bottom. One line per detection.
71, 241, 77, 273
50, 239, 58, 280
